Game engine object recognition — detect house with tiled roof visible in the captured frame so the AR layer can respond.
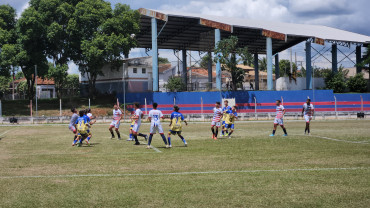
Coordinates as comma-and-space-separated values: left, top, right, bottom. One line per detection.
14, 77, 56, 99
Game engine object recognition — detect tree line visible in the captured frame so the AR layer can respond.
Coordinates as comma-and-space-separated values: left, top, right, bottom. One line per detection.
0, 0, 140, 100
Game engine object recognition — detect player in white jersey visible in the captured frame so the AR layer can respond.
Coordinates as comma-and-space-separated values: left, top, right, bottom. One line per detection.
146, 103, 169, 149
211, 102, 222, 140
131, 102, 148, 145
302, 98, 315, 135
109, 104, 122, 139
270, 100, 288, 136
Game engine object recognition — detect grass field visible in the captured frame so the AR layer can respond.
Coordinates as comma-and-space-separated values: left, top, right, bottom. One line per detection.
0, 120, 369, 207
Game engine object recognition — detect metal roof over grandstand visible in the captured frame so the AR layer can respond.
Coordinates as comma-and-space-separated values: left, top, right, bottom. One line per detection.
137, 8, 370, 54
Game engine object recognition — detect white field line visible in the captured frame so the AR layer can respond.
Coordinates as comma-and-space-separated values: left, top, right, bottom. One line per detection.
0, 167, 368, 179
120, 132, 162, 153
0, 128, 14, 137
5, 152, 158, 156
292, 134, 370, 144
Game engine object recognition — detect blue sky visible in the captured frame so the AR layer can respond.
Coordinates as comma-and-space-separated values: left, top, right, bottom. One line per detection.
3, 0, 370, 73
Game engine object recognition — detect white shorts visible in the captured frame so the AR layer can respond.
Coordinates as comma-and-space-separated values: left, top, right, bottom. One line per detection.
211, 121, 221, 127
274, 117, 284, 125
304, 115, 312, 123
150, 124, 164, 134
132, 122, 141, 133
69, 126, 76, 133
110, 120, 120, 129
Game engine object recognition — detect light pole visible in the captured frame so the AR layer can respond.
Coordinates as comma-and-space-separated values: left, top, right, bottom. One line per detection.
35, 65, 38, 117
122, 61, 126, 121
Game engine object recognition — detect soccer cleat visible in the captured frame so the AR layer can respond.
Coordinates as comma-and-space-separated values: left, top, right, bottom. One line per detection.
269, 134, 275, 137
283, 134, 288, 136
146, 145, 151, 149
228, 135, 231, 139
127, 138, 133, 141
85, 140, 90, 145
118, 137, 122, 140
145, 135, 148, 141
134, 142, 140, 145
213, 136, 218, 140
168, 145, 172, 148
212, 134, 215, 139
166, 145, 170, 148
111, 136, 115, 139
184, 142, 188, 147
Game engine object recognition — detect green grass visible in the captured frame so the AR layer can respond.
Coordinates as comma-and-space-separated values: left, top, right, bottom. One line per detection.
0, 120, 369, 207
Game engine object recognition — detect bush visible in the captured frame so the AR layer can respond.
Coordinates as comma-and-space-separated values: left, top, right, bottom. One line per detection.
347, 73, 367, 93
325, 71, 346, 93
164, 77, 185, 92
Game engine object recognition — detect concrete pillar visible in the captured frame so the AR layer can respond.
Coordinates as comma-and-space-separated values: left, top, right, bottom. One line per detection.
254, 53, 259, 90
266, 37, 273, 90
215, 29, 221, 90
356, 46, 362, 74
306, 41, 312, 90
182, 49, 187, 90
207, 51, 212, 89
275, 53, 280, 80
151, 17, 159, 91
332, 44, 337, 73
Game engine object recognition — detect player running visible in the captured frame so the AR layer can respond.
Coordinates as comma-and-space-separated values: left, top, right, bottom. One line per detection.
84, 109, 96, 145
224, 106, 238, 138
127, 118, 136, 141
69, 108, 79, 146
131, 103, 148, 145
147, 103, 168, 149
302, 98, 315, 135
211, 102, 223, 140
167, 105, 188, 147
221, 100, 232, 137
270, 100, 288, 137
109, 104, 123, 140
73, 110, 91, 147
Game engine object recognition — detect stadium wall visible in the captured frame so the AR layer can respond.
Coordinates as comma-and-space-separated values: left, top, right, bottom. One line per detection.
117, 90, 370, 114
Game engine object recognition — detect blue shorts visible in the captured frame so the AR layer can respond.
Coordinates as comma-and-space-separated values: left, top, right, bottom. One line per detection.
222, 121, 226, 126
225, 124, 234, 129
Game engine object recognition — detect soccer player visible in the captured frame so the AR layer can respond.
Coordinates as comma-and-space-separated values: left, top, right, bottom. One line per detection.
109, 104, 122, 140
147, 103, 168, 149
221, 100, 232, 136
131, 103, 148, 145
167, 105, 188, 147
84, 109, 96, 145
74, 110, 91, 147
270, 100, 288, 136
302, 98, 315, 135
224, 106, 238, 138
69, 108, 79, 146
127, 118, 136, 141
211, 102, 223, 140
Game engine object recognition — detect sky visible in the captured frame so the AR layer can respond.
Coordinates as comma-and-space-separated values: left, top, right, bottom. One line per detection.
2, 0, 370, 74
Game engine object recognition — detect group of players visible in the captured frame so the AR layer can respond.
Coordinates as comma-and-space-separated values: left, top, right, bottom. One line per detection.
68, 98, 315, 148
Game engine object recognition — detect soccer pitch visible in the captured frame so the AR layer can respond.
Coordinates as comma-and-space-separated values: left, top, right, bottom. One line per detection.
0, 120, 369, 207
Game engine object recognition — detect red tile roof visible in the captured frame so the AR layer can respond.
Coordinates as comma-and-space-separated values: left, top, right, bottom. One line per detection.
14, 77, 55, 85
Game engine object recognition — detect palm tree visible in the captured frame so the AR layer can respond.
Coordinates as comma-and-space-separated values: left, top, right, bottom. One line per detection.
258, 57, 267, 71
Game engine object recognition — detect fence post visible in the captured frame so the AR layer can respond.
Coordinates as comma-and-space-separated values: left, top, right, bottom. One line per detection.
30, 100, 32, 117
360, 95, 363, 112
145, 98, 147, 114
334, 96, 337, 119
254, 97, 257, 120
0, 99, 2, 117
89, 98, 91, 109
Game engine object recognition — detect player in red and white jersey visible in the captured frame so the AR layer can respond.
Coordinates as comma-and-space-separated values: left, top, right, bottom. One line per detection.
211, 102, 222, 140
301, 98, 315, 135
109, 104, 122, 139
270, 100, 288, 137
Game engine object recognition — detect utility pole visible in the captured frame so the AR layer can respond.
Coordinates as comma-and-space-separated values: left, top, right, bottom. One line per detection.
290, 48, 293, 74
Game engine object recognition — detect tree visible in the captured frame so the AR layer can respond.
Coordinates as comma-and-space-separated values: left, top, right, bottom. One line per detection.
324, 69, 347, 93
214, 36, 252, 91
0, 4, 17, 76
46, 63, 68, 98
0, 76, 10, 98
158, 57, 170, 64
68, 1, 140, 97
199, 53, 216, 69
278, 59, 298, 77
164, 76, 185, 92
347, 73, 367, 93
65, 74, 79, 90
258, 57, 267, 71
